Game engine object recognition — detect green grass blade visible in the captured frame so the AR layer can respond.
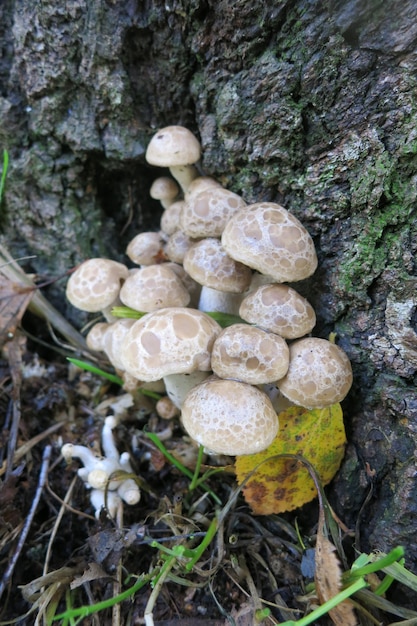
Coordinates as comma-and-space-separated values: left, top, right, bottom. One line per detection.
205, 311, 246, 326
145, 432, 222, 505
280, 577, 368, 626
347, 546, 405, 580
67, 357, 124, 385
52, 574, 151, 620
0, 149, 9, 205
111, 306, 145, 319
379, 559, 417, 592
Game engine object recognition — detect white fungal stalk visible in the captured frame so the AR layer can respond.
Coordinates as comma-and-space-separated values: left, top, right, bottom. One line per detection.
61, 415, 140, 518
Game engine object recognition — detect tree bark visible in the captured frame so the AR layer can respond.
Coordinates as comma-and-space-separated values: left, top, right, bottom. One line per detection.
2, 0, 417, 567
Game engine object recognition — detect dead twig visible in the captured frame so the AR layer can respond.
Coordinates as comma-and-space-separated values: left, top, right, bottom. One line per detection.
2, 333, 25, 481
0, 421, 64, 478
0, 445, 52, 602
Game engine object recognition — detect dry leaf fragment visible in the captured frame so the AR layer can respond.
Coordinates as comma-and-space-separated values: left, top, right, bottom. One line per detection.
20, 565, 84, 602
315, 518, 357, 625
70, 562, 112, 589
0, 275, 33, 347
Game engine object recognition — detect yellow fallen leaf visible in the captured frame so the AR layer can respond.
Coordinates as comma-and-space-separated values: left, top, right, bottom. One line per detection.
235, 404, 346, 514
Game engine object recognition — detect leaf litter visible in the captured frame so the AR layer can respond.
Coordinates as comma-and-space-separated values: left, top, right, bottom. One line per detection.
0, 252, 417, 624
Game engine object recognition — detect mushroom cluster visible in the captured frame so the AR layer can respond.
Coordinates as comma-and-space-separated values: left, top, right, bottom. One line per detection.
65, 125, 353, 458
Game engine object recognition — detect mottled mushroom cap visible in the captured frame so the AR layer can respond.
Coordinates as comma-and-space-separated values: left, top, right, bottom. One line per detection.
181, 377, 279, 455
86, 322, 110, 352
66, 258, 129, 312
183, 238, 252, 293
146, 125, 201, 167
276, 337, 353, 409
181, 187, 247, 238
239, 284, 316, 339
119, 265, 190, 312
211, 324, 289, 384
184, 176, 223, 201
160, 200, 185, 236
103, 318, 136, 370
120, 307, 222, 381
222, 203, 318, 282
126, 232, 166, 266
164, 230, 197, 264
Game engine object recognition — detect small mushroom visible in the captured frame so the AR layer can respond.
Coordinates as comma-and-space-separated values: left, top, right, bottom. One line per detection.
156, 396, 181, 419
126, 232, 167, 266
120, 307, 222, 382
181, 377, 279, 455
183, 238, 252, 294
276, 337, 353, 409
183, 238, 252, 314
181, 187, 247, 238
121, 307, 221, 407
164, 230, 198, 264
66, 258, 129, 318
102, 318, 136, 371
165, 262, 202, 308
160, 200, 185, 236
119, 264, 190, 312
211, 324, 289, 384
86, 322, 110, 352
146, 125, 202, 193
239, 283, 316, 339
184, 176, 223, 201
150, 176, 180, 209
222, 202, 318, 283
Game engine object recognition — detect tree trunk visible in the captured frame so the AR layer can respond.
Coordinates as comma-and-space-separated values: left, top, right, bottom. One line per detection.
2, 0, 417, 567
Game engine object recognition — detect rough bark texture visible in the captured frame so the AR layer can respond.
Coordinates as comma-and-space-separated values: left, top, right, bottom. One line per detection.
2, 0, 417, 567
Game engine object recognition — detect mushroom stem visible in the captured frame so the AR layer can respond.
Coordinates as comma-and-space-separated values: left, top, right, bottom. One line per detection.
169, 164, 200, 193
117, 452, 141, 504
90, 488, 122, 519
163, 371, 210, 409
198, 285, 243, 315
117, 478, 141, 505
102, 416, 120, 459
61, 443, 98, 471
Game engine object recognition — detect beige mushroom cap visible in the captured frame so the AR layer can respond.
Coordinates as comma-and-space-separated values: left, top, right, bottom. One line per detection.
165, 262, 202, 307
239, 284, 316, 339
119, 265, 190, 312
184, 176, 223, 201
181, 187, 247, 238
150, 177, 179, 208
160, 200, 185, 236
164, 230, 197, 264
211, 324, 289, 384
183, 238, 252, 293
181, 377, 279, 455
103, 318, 136, 370
66, 258, 129, 312
146, 126, 201, 168
221, 203, 318, 282
276, 337, 353, 409
126, 232, 166, 266
120, 307, 222, 381
86, 322, 110, 352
